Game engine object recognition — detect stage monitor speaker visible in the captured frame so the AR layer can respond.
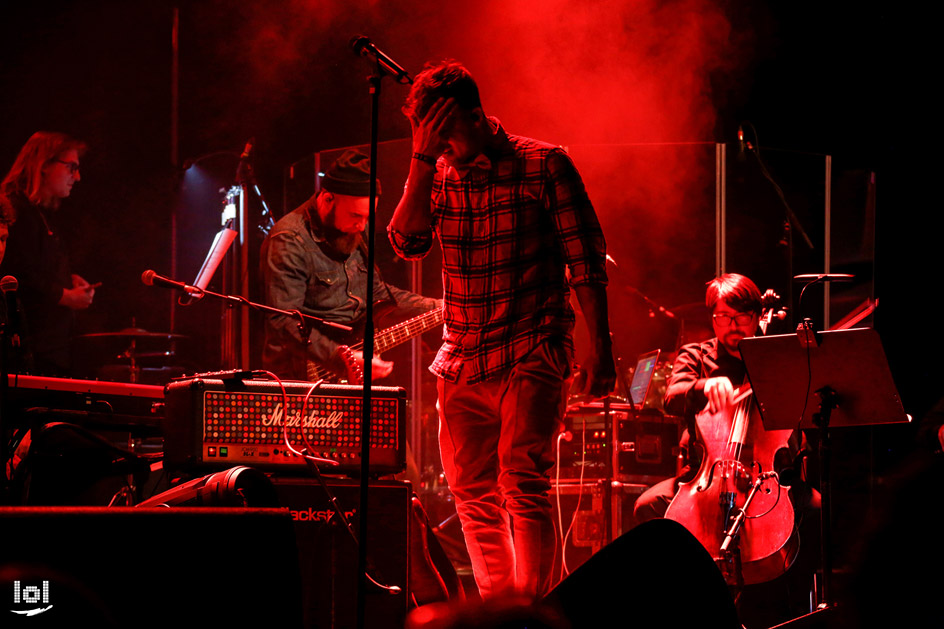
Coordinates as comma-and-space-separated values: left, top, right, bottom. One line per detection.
271, 477, 412, 629
544, 518, 739, 628
0, 507, 303, 628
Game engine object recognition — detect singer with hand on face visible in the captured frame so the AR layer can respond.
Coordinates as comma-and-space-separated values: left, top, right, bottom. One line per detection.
0, 131, 97, 376
389, 60, 616, 599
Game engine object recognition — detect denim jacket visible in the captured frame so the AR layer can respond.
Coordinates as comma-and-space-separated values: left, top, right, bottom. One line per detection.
261, 197, 438, 379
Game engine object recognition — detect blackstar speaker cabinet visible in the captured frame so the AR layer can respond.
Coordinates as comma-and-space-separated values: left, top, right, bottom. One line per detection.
271, 477, 411, 629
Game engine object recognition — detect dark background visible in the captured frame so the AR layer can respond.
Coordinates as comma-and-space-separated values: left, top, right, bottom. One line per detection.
1, 0, 936, 575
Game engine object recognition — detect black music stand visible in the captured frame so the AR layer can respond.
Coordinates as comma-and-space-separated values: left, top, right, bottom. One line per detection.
738, 327, 910, 612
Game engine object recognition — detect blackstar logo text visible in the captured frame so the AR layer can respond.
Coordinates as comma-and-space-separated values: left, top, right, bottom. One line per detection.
290, 507, 357, 523
262, 403, 345, 430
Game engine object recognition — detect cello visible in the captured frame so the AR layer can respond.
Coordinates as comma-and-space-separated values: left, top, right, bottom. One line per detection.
665, 290, 799, 586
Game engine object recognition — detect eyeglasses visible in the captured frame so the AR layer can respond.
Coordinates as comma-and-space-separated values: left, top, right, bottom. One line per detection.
712, 312, 755, 326
53, 159, 81, 174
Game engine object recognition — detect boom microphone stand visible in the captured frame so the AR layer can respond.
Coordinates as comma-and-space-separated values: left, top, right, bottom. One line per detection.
350, 34, 414, 629
141, 269, 352, 340
738, 122, 814, 321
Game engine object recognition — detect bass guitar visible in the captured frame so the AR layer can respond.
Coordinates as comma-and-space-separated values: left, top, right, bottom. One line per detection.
306, 306, 444, 384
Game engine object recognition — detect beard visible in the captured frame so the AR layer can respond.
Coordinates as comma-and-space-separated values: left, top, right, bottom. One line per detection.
321, 208, 362, 256
720, 332, 746, 357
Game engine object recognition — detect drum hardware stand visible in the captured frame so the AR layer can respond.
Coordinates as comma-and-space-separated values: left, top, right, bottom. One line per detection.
117, 338, 142, 384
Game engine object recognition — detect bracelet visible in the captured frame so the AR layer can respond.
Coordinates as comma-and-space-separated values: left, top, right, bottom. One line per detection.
412, 152, 437, 166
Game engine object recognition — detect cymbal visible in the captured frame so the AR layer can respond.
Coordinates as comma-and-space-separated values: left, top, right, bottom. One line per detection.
133, 351, 178, 359
667, 302, 710, 318
79, 327, 186, 340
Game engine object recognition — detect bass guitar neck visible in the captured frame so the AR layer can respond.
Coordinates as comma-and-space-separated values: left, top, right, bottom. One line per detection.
307, 306, 444, 383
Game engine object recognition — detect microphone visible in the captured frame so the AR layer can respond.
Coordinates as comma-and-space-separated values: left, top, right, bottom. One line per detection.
236, 138, 255, 185
350, 35, 412, 84
239, 138, 254, 162
0, 275, 17, 295
626, 284, 676, 319
141, 269, 202, 296
793, 273, 855, 282
737, 125, 754, 160
1, 275, 21, 344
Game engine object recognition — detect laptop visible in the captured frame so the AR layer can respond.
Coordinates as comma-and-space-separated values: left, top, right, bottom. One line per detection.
628, 349, 661, 408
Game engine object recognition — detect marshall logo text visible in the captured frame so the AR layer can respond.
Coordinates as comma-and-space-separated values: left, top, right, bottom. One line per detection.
262, 403, 346, 431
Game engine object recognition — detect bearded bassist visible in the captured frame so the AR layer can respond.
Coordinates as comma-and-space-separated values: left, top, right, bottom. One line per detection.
261, 150, 439, 382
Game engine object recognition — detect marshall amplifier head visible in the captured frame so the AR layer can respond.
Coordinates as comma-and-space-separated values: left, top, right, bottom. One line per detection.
162, 375, 406, 476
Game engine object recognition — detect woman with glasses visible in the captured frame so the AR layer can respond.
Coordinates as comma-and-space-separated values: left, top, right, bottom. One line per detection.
0, 131, 96, 376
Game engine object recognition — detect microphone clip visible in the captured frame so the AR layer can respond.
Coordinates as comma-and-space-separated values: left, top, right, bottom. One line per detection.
796, 318, 820, 349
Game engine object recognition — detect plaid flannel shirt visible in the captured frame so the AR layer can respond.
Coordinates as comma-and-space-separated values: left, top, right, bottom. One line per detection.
389, 118, 607, 384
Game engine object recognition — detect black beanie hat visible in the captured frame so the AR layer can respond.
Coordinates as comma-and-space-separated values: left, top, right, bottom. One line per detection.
319, 149, 381, 197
